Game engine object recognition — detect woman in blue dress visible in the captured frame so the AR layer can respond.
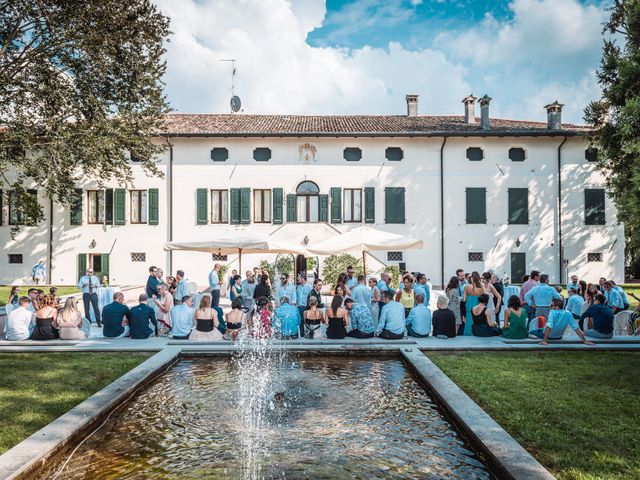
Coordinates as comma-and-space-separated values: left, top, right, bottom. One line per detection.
463, 271, 484, 336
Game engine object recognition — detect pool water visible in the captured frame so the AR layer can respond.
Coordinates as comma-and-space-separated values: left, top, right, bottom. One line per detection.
39, 355, 493, 479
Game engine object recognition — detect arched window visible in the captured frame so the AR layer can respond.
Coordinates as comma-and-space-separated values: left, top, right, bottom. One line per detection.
296, 181, 320, 222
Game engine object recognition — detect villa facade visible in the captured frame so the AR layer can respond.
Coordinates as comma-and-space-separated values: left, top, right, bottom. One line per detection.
0, 95, 624, 287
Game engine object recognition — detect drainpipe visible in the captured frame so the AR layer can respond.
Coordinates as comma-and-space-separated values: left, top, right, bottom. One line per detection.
440, 136, 447, 289
165, 137, 174, 275
557, 136, 567, 284
48, 197, 53, 284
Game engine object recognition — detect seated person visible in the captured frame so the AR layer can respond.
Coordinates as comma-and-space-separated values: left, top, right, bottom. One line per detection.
345, 298, 375, 338
57, 297, 88, 340
432, 295, 456, 338
102, 292, 131, 338
405, 293, 432, 338
531, 298, 593, 345
471, 294, 502, 337
225, 297, 246, 341
32, 294, 59, 340
170, 295, 195, 340
376, 290, 405, 340
565, 287, 585, 320
501, 295, 528, 340
325, 295, 348, 340
191, 295, 223, 341
579, 294, 614, 339
303, 296, 324, 339
273, 296, 301, 340
128, 293, 158, 339
5, 296, 34, 341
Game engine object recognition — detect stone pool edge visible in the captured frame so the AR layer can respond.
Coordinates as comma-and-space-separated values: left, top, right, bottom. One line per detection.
0, 347, 181, 480
401, 347, 555, 480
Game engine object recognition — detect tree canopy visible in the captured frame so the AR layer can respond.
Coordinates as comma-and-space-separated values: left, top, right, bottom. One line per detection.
585, 0, 640, 275
0, 0, 171, 229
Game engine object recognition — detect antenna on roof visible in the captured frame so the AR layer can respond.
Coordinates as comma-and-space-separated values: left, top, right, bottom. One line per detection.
220, 59, 241, 113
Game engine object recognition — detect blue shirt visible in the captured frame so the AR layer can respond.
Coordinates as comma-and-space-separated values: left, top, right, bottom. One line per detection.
346, 276, 358, 290
605, 289, 624, 309
524, 284, 562, 307
273, 304, 301, 336
458, 279, 467, 296
208, 270, 220, 291
146, 275, 160, 298
102, 301, 131, 338
614, 286, 629, 306
406, 303, 432, 336
275, 283, 296, 305
77, 275, 100, 294
351, 283, 372, 306
171, 304, 195, 337
128, 303, 157, 339
240, 280, 256, 301
566, 282, 580, 293
296, 283, 312, 307
580, 303, 614, 334
377, 301, 405, 335
545, 309, 580, 339
413, 283, 430, 306
32, 263, 45, 276
348, 303, 374, 333
565, 294, 585, 316
377, 279, 391, 294
175, 279, 190, 303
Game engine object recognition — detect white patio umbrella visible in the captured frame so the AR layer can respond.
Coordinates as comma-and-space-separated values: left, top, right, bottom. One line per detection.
306, 225, 424, 274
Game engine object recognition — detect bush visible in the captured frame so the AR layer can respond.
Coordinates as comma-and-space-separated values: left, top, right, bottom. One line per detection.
384, 265, 400, 289
275, 256, 294, 274
259, 260, 275, 281
306, 256, 317, 272
322, 254, 362, 287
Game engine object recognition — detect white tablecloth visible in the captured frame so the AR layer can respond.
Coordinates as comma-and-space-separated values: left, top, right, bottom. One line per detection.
499, 285, 521, 321
89, 287, 121, 322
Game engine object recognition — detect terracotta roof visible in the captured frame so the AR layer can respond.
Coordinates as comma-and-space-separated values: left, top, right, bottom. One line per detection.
158, 113, 590, 137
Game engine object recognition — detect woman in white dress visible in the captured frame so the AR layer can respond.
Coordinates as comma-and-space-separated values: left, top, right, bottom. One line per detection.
482, 272, 502, 327
154, 283, 174, 336
369, 277, 380, 329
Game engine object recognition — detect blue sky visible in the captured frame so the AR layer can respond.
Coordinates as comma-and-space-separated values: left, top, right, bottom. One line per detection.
157, 0, 610, 123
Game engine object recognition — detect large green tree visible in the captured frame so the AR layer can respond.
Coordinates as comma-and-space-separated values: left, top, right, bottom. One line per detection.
0, 0, 170, 229
585, 0, 640, 275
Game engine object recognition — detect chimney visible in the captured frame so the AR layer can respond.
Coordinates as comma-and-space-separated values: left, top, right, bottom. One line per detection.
406, 94, 419, 117
462, 94, 477, 124
479, 94, 492, 130
544, 100, 564, 130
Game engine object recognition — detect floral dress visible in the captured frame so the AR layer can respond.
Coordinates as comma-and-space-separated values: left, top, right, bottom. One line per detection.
252, 308, 273, 339
446, 288, 462, 327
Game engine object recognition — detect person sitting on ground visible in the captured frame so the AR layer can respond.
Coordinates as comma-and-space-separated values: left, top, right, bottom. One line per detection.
350, 275, 371, 307
102, 292, 131, 338
57, 297, 88, 340
8, 286, 20, 308
191, 295, 223, 341
565, 287, 585, 320
170, 295, 195, 340
303, 296, 324, 339
251, 297, 273, 339
501, 295, 528, 340
225, 297, 245, 341
395, 274, 416, 318
610, 281, 630, 310
26, 288, 39, 312
531, 298, 593, 346
432, 295, 457, 338
32, 294, 59, 340
49, 287, 61, 310
345, 297, 375, 338
174, 270, 189, 305
579, 293, 615, 339
523, 274, 562, 319
128, 293, 157, 339
603, 281, 624, 314
471, 294, 502, 337
5, 296, 34, 341
376, 290, 406, 340
406, 293, 432, 338
325, 295, 348, 339
273, 296, 301, 340
629, 293, 640, 335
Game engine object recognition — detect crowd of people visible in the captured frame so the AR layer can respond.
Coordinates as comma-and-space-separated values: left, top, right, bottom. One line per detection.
4, 263, 639, 344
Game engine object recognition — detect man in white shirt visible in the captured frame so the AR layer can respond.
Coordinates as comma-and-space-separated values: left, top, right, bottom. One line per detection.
275, 273, 296, 306
171, 296, 195, 339
174, 270, 190, 305
6, 297, 34, 340
77, 268, 102, 326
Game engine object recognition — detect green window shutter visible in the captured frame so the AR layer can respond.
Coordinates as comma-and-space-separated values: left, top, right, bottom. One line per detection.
272, 188, 283, 224
364, 187, 375, 223
240, 188, 251, 224
319, 194, 329, 222
114, 188, 126, 225
148, 188, 159, 225
330, 187, 342, 223
70, 188, 83, 225
77, 254, 87, 280
466, 188, 486, 224
585, 189, 605, 225
196, 188, 208, 225
100, 254, 110, 282
508, 188, 529, 224
385, 187, 405, 224
286, 194, 296, 222
230, 188, 241, 224
105, 189, 114, 225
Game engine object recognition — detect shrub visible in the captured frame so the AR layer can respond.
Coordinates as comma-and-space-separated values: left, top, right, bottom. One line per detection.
322, 254, 362, 287
384, 265, 400, 289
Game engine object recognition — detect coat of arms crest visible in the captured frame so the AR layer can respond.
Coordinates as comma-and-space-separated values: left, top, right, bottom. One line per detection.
298, 143, 317, 162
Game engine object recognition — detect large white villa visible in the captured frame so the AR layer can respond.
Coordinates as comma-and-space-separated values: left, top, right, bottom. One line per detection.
0, 95, 624, 287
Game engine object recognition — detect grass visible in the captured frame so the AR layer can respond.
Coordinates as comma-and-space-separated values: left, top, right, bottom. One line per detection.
0, 352, 152, 454
428, 351, 640, 480
0, 285, 79, 306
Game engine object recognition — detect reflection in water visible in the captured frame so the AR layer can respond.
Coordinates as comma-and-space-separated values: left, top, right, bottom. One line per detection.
39, 353, 492, 480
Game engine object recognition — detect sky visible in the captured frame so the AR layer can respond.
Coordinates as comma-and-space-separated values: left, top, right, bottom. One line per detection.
154, 0, 612, 124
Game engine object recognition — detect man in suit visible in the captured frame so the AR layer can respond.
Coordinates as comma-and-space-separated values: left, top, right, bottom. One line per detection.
129, 293, 157, 339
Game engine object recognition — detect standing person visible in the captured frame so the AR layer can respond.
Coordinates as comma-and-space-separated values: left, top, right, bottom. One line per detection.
26, 288, 39, 312
598, 277, 607, 293
8, 286, 20, 308
520, 270, 540, 321
532, 298, 593, 345
335, 273, 352, 297
145, 266, 160, 300
325, 295, 348, 339
154, 283, 173, 336
225, 297, 246, 341
307, 278, 324, 309
413, 274, 431, 308
101, 292, 131, 338
463, 272, 484, 336
603, 281, 624, 313
567, 275, 580, 294
228, 269, 239, 300
578, 280, 588, 298
376, 290, 405, 340
350, 275, 371, 306
482, 272, 502, 327
77, 267, 101, 327
240, 271, 257, 311
208, 263, 222, 309
368, 277, 381, 329
456, 268, 467, 325
165, 276, 177, 298
296, 275, 312, 336
174, 270, 189, 305
491, 274, 504, 313
128, 294, 157, 339
230, 275, 242, 303
579, 294, 615, 339
303, 297, 324, 339
273, 297, 301, 339
345, 265, 358, 291
5, 297, 34, 341
170, 296, 195, 340
57, 298, 88, 340
524, 274, 562, 320
345, 298, 375, 338
432, 295, 457, 338
471, 294, 502, 337
395, 274, 416, 318
501, 296, 528, 340
191, 295, 223, 341
275, 273, 296, 306
565, 288, 585, 320
445, 277, 462, 335
377, 273, 391, 314
406, 293, 432, 338
31, 259, 46, 285
253, 273, 272, 303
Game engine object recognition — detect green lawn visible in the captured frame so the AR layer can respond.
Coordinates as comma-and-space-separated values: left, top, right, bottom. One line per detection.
0, 352, 152, 454
428, 351, 640, 480
0, 285, 79, 306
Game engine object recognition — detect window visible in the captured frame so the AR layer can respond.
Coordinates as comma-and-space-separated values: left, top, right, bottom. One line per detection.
466, 147, 484, 161
8, 190, 37, 225
254, 189, 272, 223
211, 147, 229, 162
466, 188, 487, 224
509, 147, 526, 162
253, 147, 271, 162
384, 187, 405, 224
296, 181, 320, 223
130, 190, 148, 224
130, 252, 146, 262
468, 252, 484, 262
584, 189, 605, 225
211, 190, 229, 223
344, 147, 362, 162
585, 148, 598, 162
8, 254, 23, 264
385, 147, 403, 161
343, 189, 362, 222
212, 253, 228, 261
587, 252, 602, 262
387, 251, 403, 262
87, 190, 105, 224
508, 188, 529, 224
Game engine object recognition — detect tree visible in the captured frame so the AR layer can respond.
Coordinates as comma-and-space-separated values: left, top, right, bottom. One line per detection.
321, 254, 363, 288
0, 0, 171, 232
585, 0, 640, 276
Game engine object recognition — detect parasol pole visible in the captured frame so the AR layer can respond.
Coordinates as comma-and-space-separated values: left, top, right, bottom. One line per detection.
238, 247, 243, 275
362, 250, 366, 276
